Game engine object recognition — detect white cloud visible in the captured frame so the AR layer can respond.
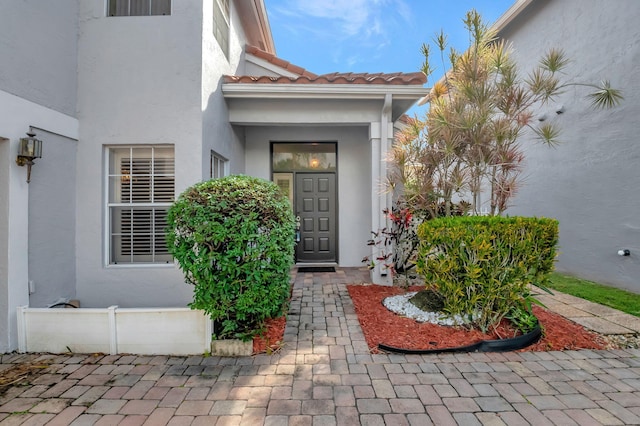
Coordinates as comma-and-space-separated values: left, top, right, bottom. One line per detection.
269, 0, 413, 70
301, 0, 369, 36
277, 0, 411, 40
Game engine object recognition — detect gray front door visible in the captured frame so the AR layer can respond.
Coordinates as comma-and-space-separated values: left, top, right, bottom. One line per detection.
295, 173, 337, 263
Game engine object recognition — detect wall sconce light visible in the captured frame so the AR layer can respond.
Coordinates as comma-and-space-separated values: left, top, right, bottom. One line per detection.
310, 158, 320, 168
16, 131, 43, 183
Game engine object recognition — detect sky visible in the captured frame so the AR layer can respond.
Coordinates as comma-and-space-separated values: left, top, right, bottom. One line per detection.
265, 0, 515, 86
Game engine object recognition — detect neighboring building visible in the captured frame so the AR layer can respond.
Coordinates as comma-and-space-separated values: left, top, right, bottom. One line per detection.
0, 0, 427, 352
495, 0, 640, 291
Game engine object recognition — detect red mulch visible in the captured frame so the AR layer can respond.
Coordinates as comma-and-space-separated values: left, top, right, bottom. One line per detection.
252, 283, 610, 355
347, 284, 609, 353
253, 316, 287, 354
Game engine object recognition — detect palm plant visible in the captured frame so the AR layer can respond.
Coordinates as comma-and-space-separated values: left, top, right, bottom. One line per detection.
391, 9, 623, 217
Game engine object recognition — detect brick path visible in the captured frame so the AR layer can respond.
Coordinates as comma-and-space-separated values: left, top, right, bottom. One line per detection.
2, 268, 640, 425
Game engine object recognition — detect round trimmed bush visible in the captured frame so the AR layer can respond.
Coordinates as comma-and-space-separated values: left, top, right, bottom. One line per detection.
166, 175, 295, 340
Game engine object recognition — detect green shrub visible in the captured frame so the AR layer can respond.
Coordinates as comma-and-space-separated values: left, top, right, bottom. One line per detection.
416, 216, 558, 332
166, 175, 295, 340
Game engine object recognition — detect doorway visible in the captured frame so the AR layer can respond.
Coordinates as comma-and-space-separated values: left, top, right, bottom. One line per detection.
272, 142, 337, 263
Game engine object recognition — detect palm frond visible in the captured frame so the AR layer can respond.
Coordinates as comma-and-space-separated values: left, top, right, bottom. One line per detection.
533, 123, 561, 147
430, 80, 449, 100
490, 39, 511, 72
540, 48, 570, 73
526, 68, 547, 97
434, 29, 447, 52
421, 43, 433, 78
589, 80, 624, 109
449, 48, 459, 71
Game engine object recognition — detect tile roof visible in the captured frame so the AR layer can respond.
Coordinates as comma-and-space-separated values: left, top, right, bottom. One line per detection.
245, 45, 317, 78
231, 45, 427, 86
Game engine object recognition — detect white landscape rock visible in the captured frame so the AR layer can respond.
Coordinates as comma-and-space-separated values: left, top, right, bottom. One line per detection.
382, 292, 475, 326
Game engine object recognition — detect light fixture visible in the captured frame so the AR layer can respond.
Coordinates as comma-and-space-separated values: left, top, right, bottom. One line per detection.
310, 158, 320, 168
16, 131, 43, 183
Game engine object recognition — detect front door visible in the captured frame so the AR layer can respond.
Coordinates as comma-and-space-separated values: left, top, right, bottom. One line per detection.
295, 173, 337, 263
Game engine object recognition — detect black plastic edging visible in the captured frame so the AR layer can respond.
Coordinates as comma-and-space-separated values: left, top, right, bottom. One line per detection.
378, 322, 542, 354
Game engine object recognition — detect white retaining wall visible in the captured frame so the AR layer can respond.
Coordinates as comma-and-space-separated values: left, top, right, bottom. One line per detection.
17, 307, 212, 356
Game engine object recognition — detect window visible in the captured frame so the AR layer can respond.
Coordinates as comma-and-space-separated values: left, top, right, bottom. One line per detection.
272, 143, 337, 172
273, 173, 294, 209
213, 0, 230, 58
107, 146, 174, 264
210, 151, 228, 179
108, 0, 171, 16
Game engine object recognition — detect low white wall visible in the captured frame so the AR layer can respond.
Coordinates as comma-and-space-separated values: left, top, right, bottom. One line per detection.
17, 306, 212, 356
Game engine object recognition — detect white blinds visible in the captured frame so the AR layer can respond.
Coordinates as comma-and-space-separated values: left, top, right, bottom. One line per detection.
109, 0, 171, 16
109, 146, 174, 264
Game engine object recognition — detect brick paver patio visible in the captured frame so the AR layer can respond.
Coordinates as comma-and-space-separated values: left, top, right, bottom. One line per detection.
1, 268, 640, 425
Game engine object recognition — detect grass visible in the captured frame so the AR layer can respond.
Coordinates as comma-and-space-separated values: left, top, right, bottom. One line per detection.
546, 272, 640, 317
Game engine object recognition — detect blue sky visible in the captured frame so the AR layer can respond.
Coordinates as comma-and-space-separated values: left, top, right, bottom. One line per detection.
266, 0, 514, 86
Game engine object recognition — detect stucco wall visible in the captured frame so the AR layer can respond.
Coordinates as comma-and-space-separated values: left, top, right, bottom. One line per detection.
244, 60, 287, 78
228, 98, 384, 125
0, 0, 77, 117
201, 1, 249, 178
245, 126, 372, 267
501, 0, 640, 291
75, 1, 206, 308
0, 90, 78, 352
28, 130, 77, 308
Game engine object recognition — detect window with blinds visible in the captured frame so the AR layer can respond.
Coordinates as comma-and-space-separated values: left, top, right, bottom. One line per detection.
213, 0, 230, 58
108, 0, 171, 16
108, 146, 174, 264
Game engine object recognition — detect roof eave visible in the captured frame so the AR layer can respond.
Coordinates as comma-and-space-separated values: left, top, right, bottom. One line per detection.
236, 0, 276, 54
491, 0, 535, 34
222, 83, 430, 100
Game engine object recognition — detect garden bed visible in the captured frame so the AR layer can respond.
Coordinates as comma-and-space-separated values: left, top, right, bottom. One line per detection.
347, 284, 610, 353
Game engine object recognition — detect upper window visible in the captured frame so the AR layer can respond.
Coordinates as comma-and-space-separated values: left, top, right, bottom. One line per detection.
210, 151, 228, 179
107, 146, 174, 265
213, 0, 230, 58
108, 0, 171, 16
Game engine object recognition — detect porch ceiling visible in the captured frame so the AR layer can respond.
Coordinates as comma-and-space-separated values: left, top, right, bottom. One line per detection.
222, 83, 429, 125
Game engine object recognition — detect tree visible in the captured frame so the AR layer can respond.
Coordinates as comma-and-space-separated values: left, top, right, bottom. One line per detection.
390, 10, 623, 217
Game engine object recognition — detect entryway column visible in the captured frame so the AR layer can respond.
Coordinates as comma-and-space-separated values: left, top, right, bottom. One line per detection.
0, 135, 30, 353
369, 119, 394, 286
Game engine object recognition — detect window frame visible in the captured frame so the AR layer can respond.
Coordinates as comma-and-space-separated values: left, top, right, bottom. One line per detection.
210, 150, 229, 179
213, 0, 230, 58
104, 145, 175, 267
107, 0, 172, 17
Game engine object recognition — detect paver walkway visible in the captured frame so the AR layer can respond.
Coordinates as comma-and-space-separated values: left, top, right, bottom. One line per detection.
1, 268, 640, 425
534, 288, 640, 336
